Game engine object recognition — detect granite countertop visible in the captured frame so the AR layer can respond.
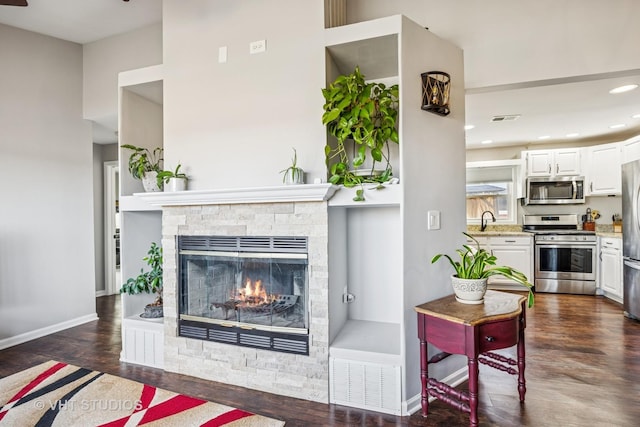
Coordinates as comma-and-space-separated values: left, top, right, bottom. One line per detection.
466, 225, 623, 239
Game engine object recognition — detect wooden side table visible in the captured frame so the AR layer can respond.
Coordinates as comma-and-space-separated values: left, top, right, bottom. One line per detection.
415, 290, 527, 427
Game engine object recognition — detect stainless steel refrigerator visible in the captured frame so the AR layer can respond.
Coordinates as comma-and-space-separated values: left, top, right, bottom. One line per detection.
622, 159, 640, 320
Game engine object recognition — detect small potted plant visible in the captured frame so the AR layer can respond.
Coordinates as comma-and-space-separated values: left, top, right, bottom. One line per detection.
157, 164, 188, 192
121, 144, 164, 192
321, 65, 399, 200
280, 148, 304, 184
431, 233, 534, 307
120, 242, 163, 318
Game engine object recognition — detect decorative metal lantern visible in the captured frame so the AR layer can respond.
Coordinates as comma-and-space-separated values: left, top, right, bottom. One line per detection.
421, 71, 451, 116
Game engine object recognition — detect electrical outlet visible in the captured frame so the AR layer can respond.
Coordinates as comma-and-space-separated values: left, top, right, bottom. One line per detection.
249, 39, 266, 54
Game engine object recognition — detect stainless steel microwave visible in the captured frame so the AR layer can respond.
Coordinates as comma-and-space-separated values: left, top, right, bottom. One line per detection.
525, 176, 585, 205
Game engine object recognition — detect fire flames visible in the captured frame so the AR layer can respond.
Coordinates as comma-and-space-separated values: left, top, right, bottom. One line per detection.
233, 279, 275, 305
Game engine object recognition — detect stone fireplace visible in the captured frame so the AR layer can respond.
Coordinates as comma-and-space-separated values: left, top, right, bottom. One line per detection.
145, 185, 337, 403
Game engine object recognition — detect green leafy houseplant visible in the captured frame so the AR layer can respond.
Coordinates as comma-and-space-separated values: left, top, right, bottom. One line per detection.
157, 164, 188, 188
120, 242, 163, 307
280, 148, 304, 184
121, 144, 163, 180
431, 233, 535, 308
321, 66, 399, 200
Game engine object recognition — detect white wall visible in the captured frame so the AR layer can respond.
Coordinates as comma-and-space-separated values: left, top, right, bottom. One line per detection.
346, 0, 640, 88
83, 23, 162, 134
0, 24, 96, 344
162, 0, 326, 190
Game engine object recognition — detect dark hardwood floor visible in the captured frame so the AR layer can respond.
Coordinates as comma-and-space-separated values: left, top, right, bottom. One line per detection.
1, 292, 639, 426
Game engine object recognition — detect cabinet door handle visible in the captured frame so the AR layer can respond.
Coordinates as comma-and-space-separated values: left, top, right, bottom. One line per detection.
556, 164, 559, 174
485, 336, 495, 342
590, 182, 593, 192
504, 240, 516, 243
548, 164, 552, 174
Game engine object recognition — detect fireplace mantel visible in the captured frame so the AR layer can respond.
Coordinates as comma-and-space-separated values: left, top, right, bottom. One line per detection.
134, 184, 340, 207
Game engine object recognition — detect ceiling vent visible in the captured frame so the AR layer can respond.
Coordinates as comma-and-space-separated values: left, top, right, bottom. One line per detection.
491, 114, 521, 122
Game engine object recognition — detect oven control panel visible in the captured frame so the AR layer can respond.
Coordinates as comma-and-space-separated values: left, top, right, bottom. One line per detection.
535, 234, 597, 242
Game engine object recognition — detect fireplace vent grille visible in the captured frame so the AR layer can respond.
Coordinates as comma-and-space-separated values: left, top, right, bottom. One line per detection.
179, 236, 307, 253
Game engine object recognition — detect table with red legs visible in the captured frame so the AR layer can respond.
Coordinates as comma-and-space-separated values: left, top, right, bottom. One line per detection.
415, 290, 527, 427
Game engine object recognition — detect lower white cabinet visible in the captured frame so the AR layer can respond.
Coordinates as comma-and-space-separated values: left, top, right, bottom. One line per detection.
600, 237, 623, 303
466, 234, 533, 291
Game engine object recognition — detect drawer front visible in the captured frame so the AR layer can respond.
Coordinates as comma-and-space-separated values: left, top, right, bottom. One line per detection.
478, 317, 520, 353
600, 237, 621, 250
489, 236, 532, 246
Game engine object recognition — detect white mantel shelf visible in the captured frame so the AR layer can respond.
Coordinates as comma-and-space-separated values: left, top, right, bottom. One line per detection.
133, 184, 340, 207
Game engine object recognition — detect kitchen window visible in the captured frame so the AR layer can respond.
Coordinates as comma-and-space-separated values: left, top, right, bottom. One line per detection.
466, 160, 521, 224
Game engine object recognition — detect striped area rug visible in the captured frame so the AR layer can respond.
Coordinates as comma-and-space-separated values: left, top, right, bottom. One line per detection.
0, 361, 285, 426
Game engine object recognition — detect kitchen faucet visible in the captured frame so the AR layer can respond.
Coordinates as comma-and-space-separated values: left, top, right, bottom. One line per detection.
480, 210, 496, 232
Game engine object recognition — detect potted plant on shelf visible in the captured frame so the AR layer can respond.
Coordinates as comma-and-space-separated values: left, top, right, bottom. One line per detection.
121, 144, 164, 192
321, 65, 399, 201
280, 148, 304, 184
120, 242, 163, 318
157, 164, 188, 192
431, 233, 534, 308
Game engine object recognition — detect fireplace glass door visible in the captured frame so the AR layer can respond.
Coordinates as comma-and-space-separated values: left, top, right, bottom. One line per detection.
180, 250, 308, 333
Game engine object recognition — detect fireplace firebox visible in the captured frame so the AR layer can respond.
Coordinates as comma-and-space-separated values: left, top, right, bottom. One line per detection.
177, 235, 309, 355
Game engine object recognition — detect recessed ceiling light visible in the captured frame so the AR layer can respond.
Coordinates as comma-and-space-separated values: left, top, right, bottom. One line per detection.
538, 135, 551, 140
566, 133, 580, 138
609, 123, 626, 129
480, 139, 493, 145
464, 125, 475, 130
609, 84, 638, 94
632, 113, 640, 119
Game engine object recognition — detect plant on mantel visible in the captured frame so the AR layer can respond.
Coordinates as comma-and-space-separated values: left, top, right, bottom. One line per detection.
321, 66, 399, 201
157, 163, 188, 191
121, 144, 164, 192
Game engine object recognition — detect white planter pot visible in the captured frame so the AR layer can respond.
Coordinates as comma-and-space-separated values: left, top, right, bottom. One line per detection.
283, 168, 304, 185
164, 177, 187, 192
141, 171, 162, 192
451, 275, 488, 304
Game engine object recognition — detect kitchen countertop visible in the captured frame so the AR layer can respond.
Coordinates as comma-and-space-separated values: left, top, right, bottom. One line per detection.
467, 225, 623, 239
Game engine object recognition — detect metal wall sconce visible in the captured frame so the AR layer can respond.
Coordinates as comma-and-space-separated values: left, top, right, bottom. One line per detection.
421, 71, 451, 116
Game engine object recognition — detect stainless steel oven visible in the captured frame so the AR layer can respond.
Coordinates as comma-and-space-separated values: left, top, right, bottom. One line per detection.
524, 214, 597, 295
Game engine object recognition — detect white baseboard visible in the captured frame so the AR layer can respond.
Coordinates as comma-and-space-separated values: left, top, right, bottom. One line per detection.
95, 290, 107, 297
404, 365, 468, 416
0, 313, 98, 350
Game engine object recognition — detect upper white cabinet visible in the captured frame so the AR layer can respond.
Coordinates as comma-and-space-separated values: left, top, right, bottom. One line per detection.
523, 148, 582, 177
622, 134, 640, 164
586, 142, 622, 196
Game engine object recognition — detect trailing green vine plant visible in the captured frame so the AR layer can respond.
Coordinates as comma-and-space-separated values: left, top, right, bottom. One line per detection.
321, 66, 399, 201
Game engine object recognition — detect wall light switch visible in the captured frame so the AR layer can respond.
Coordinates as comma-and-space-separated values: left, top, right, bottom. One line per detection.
428, 210, 441, 230
218, 46, 228, 63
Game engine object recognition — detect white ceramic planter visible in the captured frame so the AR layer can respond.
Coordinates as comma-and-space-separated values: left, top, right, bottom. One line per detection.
283, 168, 304, 185
451, 275, 488, 304
164, 177, 187, 192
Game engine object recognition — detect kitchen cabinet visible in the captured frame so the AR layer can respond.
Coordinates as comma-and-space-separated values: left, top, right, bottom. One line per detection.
523, 148, 582, 177
586, 142, 622, 196
599, 236, 623, 303
466, 235, 533, 291
622, 134, 640, 164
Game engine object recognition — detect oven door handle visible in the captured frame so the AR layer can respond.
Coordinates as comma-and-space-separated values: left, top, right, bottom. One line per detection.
535, 243, 596, 248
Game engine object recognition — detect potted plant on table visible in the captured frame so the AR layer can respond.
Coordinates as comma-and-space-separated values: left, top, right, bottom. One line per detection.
321, 66, 399, 201
121, 144, 164, 192
157, 164, 189, 192
280, 148, 304, 184
431, 233, 534, 308
120, 242, 163, 318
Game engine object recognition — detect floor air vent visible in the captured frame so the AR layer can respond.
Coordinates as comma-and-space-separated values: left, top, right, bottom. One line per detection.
330, 358, 402, 415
